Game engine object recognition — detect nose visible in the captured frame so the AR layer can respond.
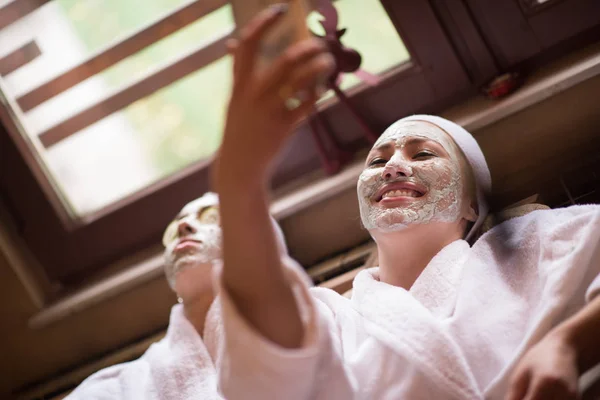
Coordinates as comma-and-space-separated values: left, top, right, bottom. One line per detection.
177, 220, 197, 237
382, 161, 413, 180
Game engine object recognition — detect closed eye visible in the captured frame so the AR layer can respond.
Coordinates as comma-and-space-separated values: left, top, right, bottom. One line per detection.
413, 151, 436, 159
368, 158, 387, 167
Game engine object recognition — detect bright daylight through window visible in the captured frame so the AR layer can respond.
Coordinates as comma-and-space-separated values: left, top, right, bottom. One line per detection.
0, 0, 409, 217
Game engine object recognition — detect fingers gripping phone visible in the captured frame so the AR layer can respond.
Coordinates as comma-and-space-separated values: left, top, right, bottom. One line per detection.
230, 0, 313, 72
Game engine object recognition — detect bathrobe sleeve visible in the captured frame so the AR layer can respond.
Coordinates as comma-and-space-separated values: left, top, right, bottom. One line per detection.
214, 257, 355, 400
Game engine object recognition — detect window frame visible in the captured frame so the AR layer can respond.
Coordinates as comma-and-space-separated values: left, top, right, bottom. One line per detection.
464, 0, 600, 69
1, 0, 490, 285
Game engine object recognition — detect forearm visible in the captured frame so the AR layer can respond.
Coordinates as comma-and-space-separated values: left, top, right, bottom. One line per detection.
552, 291, 600, 373
216, 167, 304, 349
211, 4, 333, 351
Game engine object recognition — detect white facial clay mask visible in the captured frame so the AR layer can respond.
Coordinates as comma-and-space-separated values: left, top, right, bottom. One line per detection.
357, 121, 465, 232
163, 197, 222, 290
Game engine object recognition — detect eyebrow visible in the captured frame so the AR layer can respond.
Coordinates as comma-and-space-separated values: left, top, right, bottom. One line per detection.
373, 137, 444, 155
373, 142, 393, 151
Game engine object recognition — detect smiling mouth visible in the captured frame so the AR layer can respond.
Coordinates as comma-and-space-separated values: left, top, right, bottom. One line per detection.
375, 182, 427, 202
379, 189, 424, 201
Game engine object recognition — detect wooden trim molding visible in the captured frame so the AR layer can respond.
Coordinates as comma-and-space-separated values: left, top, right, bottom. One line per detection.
14, 331, 166, 400
0, 80, 78, 229
16, 0, 229, 112
28, 249, 165, 329
38, 31, 232, 148
0, 40, 41, 76
0, 204, 53, 309
442, 39, 600, 131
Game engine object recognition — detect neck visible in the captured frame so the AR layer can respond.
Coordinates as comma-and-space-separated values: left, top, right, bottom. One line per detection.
374, 222, 463, 289
182, 289, 215, 338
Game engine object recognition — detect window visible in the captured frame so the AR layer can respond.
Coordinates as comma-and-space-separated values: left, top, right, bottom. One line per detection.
6, 0, 595, 288
2, 0, 412, 219
2, 0, 235, 217
307, 0, 410, 97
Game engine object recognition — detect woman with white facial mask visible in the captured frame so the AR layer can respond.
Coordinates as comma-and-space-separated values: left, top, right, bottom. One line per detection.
67, 191, 294, 400
66, 193, 226, 400
215, 6, 600, 400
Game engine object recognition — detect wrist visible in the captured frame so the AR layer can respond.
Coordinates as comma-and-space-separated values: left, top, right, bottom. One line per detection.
213, 153, 269, 193
550, 323, 583, 370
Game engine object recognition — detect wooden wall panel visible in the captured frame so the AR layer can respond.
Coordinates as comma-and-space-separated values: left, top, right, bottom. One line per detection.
475, 73, 600, 208
0, 247, 176, 397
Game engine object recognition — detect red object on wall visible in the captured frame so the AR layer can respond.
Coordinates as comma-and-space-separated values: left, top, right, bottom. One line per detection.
482, 72, 523, 99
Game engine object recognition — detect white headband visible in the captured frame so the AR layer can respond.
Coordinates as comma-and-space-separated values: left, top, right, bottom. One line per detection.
393, 115, 492, 241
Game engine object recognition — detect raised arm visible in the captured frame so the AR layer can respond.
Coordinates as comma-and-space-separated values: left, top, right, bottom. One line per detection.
213, 4, 334, 349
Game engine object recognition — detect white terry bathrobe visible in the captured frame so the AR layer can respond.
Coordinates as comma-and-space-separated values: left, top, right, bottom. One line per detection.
66, 211, 295, 400
66, 302, 225, 400
217, 204, 600, 399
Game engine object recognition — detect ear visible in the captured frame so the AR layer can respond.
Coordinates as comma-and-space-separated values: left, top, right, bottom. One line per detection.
464, 200, 478, 223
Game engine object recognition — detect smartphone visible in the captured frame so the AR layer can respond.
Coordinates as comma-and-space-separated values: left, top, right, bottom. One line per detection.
230, 0, 312, 72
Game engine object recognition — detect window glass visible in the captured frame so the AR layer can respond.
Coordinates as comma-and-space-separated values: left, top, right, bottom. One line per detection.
0, 0, 409, 216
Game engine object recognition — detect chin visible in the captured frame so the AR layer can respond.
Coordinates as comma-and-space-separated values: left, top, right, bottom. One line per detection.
164, 252, 206, 286
373, 220, 410, 233
174, 255, 211, 273
366, 208, 413, 231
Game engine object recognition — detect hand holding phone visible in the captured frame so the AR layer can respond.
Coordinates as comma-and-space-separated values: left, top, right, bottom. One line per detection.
231, 0, 313, 72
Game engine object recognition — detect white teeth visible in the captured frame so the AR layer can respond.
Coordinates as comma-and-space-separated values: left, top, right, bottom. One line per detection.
382, 189, 420, 199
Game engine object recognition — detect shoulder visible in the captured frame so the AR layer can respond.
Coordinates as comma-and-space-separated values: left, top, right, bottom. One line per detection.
480, 204, 600, 242
516, 204, 600, 223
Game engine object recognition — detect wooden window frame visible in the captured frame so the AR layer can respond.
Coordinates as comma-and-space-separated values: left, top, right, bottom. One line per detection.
0, 40, 41, 76
464, 0, 600, 69
1, 0, 489, 286
0, 0, 51, 30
